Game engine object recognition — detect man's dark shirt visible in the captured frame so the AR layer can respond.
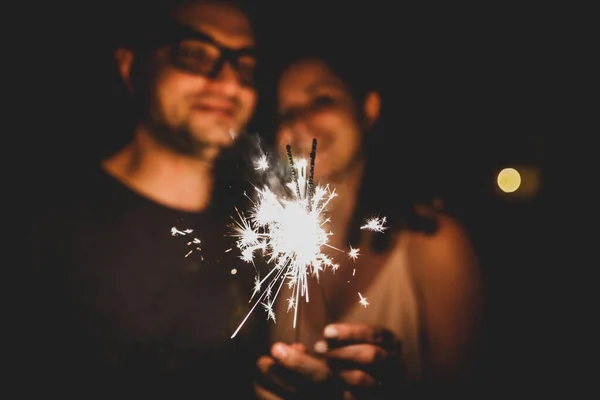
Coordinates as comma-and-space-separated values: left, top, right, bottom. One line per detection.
26, 166, 266, 397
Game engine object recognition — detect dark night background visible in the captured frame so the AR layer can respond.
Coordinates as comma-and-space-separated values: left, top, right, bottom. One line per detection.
29, 0, 553, 390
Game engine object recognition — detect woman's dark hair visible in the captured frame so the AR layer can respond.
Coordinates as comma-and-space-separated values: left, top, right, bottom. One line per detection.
257, 40, 440, 252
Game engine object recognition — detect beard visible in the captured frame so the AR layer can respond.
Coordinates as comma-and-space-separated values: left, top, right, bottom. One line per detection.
141, 94, 234, 163
146, 117, 211, 156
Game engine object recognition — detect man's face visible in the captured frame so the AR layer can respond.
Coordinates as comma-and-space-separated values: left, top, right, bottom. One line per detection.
134, 1, 257, 157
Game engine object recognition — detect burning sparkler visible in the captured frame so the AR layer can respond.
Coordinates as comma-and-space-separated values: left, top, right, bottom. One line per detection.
171, 226, 202, 259
361, 216, 388, 233
229, 138, 388, 338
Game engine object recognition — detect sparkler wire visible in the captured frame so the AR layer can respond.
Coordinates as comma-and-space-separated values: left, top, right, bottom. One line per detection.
285, 145, 303, 200
229, 137, 386, 341
307, 138, 317, 207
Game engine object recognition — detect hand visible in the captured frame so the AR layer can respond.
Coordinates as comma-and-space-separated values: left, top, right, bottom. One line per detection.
313, 323, 404, 398
254, 342, 341, 400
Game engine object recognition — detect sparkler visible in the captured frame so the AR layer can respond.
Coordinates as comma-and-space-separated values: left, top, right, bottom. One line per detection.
171, 226, 202, 259
229, 138, 388, 338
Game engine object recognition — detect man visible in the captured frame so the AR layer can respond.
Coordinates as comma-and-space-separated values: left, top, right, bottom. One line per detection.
27, 1, 264, 396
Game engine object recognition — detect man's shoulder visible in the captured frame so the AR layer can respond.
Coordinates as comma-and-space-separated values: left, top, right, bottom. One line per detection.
34, 164, 114, 226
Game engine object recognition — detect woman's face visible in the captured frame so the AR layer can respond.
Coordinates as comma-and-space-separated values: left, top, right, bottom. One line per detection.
276, 58, 376, 182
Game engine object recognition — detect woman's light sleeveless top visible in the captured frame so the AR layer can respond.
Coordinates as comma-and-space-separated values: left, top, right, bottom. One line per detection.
269, 235, 422, 381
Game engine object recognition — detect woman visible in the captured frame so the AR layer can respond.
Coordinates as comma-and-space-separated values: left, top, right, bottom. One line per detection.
254, 51, 483, 399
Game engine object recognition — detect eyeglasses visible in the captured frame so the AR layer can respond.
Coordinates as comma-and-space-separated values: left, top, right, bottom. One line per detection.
146, 20, 257, 86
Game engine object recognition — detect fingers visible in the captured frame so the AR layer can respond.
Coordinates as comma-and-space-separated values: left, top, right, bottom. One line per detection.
270, 342, 332, 383
342, 390, 357, 400
323, 323, 397, 348
338, 369, 378, 388
257, 344, 340, 399
317, 343, 388, 365
256, 355, 298, 393
289, 342, 307, 352
253, 382, 284, 400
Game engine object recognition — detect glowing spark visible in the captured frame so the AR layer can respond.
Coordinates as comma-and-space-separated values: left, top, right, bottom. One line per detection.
229, 180, 340, 338
287, 297, 295, 311
360, 216, 388, 232
171, 226, 202, 258
348, 246, 360, 260
262, 301, 276, 322
171, 227, 193, 236
252, 276, 262, 299
229, 139, 388, 338
230, 141, 347, 338
254, 155, 269, 170
358, 292, 369, 307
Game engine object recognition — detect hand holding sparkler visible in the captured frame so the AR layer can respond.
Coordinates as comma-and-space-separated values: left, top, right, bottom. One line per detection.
255, 323, 403, 400
255, 342, 338, 400
314, 323, 404, 394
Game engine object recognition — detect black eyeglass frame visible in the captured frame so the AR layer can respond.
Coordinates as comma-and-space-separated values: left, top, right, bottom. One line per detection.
140, 19, 257, 85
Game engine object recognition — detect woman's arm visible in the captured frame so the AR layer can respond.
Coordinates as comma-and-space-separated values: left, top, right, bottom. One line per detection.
407, 211, 484, 381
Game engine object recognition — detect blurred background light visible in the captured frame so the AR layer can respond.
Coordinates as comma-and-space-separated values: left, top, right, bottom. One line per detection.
495, 165, 541, 200
497, 168, 521, 193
